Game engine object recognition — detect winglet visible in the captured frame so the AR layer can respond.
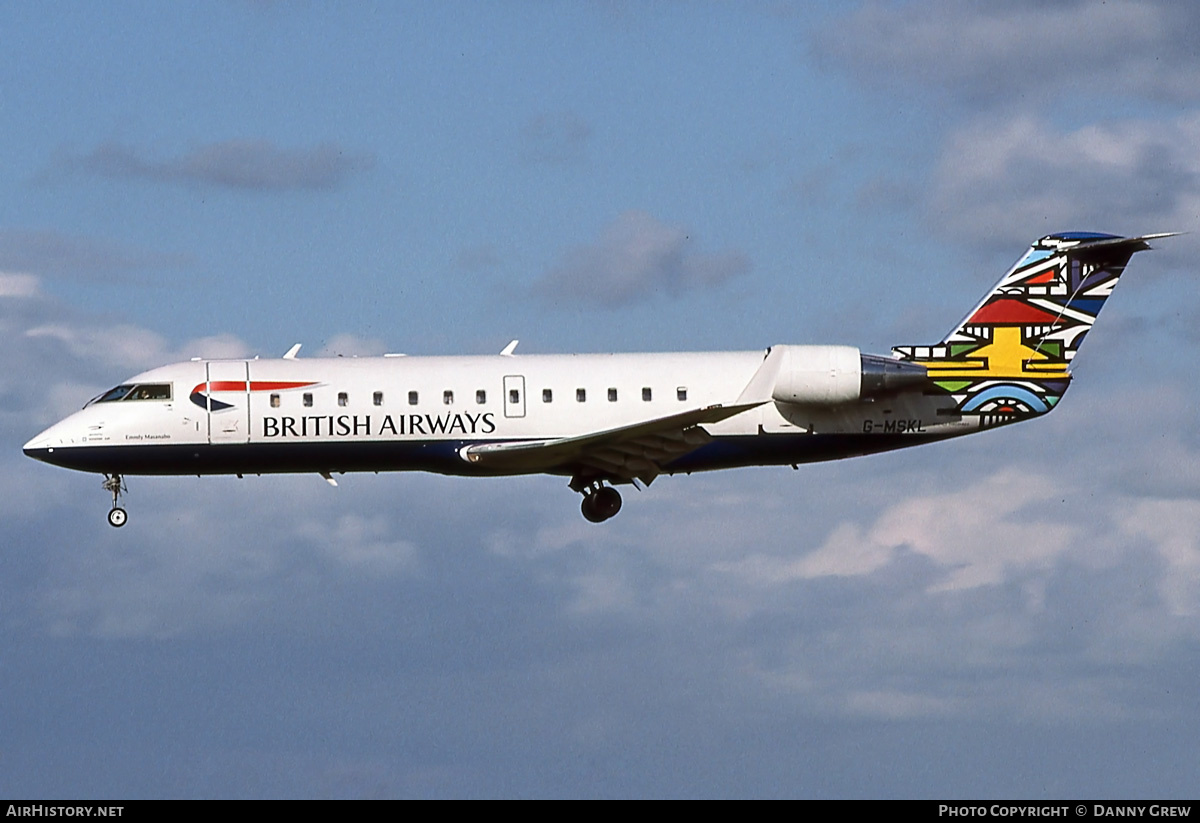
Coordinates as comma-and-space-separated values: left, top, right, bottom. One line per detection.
283, 343, 302, 360
500, 340, 519, 356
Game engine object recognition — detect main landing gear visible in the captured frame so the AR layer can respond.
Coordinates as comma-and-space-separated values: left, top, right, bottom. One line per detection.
102, 473, 127, 527
579, 484, 622, 523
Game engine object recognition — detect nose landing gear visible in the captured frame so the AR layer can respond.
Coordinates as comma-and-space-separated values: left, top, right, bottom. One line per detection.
580, 484, 622, 523
102, 473, 127, 527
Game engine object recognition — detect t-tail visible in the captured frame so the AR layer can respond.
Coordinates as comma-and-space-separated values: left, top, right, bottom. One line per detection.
893, 232, 1175, 426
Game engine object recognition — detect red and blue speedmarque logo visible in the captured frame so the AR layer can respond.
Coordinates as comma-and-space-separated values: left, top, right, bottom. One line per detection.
189, 381, 318, 411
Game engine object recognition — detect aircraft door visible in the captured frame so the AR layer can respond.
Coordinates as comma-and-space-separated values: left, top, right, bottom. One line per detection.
503, 375, 526, 418
206, 361, 250, 444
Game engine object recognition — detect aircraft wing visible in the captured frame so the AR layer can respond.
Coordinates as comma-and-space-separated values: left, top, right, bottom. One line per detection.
460, 402, 761, 486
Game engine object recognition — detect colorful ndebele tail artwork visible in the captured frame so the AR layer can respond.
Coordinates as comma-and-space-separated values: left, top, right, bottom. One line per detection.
893, 232, 1171, 427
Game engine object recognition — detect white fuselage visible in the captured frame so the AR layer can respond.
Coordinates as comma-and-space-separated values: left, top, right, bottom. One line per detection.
23, 349, 970, 481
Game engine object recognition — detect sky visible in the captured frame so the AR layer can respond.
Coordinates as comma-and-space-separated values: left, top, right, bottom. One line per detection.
2, 0, 1199, 798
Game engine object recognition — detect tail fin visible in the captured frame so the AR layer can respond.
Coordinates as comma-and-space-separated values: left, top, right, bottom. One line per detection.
894, 232, 1172, 421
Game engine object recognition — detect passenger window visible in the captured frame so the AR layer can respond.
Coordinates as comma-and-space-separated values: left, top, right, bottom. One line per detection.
338, 392, 348, 407
642, 387, 652, 402
677, 387, 687, 402
408, 391, 418, 406
373, 391, 383, 406
444, 390, 454, 405
270, 394, 280, 408
608, 388, 617, 402
509, 389, 520, 404
576, 388, 586, 402
476, 389, 487, 404
543, 389, 553, 403
303, 393, 313, 407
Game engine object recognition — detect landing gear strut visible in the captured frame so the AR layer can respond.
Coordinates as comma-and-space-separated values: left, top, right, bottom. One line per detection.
102, 473, 127, 527
580, 484, 622, 523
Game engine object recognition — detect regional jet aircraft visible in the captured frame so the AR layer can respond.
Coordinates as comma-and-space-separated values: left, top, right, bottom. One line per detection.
24, 232, 1170, 526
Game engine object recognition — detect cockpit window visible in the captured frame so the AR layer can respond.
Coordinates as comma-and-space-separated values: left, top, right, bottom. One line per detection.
133, 384, 172, 400
92, 383, 172, 404
95, 385, 135, 403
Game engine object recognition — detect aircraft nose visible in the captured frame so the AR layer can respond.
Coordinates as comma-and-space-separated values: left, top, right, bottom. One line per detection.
23, 416, 83, 464
23, 428, 54, 461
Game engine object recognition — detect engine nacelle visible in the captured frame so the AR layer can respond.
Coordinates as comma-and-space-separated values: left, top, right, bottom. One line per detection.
768, 345, 927, 406
771, 345, 862, 405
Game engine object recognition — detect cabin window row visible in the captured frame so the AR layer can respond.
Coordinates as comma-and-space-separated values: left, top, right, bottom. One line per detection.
266, 386, 690, 407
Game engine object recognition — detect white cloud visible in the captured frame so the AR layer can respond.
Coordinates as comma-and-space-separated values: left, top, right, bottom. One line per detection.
294, 512, 419, 575
717, 469, 1079, 593
23, 322, 251, 378
814, 1, 1200, 105
520, 112, 593, 165
0, 228, 189, 281
809, 3, 1200, 260
928, 113, 1200, 250
58, 139, 376, 192
536, 210, 750, 307
0, 279, 251, 430
1118, 499, 1200, 616
843, 689, 969, 720
25, 322, 174, 372
31, 478, 424, 639
0, 272, 40, 298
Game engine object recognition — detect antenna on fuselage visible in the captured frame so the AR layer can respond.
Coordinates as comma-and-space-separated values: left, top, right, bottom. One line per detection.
500, 340, 519, 356
283, 343, 302, 359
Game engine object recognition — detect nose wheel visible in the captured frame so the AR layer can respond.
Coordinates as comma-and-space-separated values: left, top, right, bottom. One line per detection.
580, 484, 622, 523
102, 474, 127, 527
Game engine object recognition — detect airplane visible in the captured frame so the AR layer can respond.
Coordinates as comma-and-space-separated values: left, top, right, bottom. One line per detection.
23, 231, 1172, 527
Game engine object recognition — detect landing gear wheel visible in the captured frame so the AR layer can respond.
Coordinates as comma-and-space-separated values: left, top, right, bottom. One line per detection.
593, 486, 622, 520
580, 486, 622, 523
581, 494, 604, 523
102, 473, 128, 527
